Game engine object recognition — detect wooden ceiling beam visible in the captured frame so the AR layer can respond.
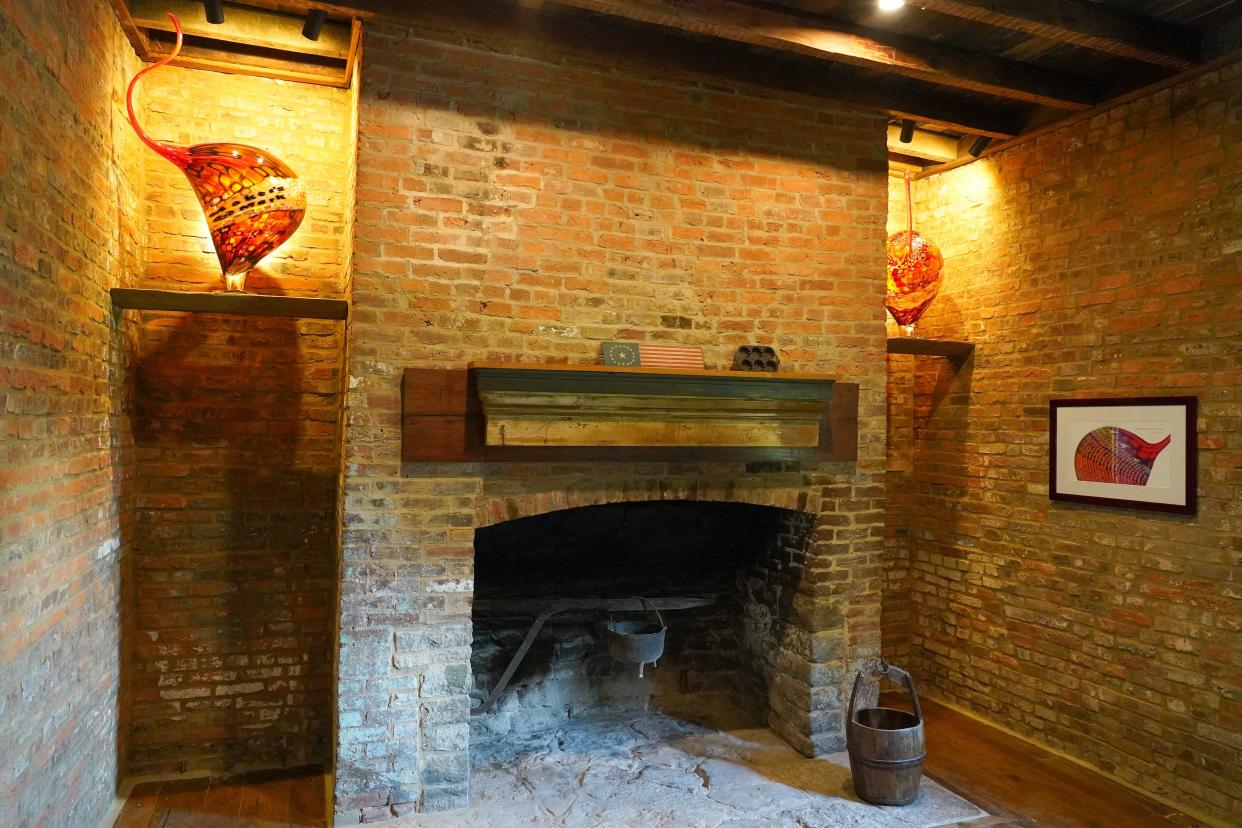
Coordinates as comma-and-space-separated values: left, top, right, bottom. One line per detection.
914, 0, 1200, 71
143, 33, 352, 87
129, 0, 353, 59
886, 124, 959, 163
539, 0, 1095, 109
226, 0, 1024, 136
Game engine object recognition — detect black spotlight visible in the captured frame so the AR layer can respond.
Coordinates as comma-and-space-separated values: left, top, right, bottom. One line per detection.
968, 136, 993, 157
303, 9, 327, 41
204, 0, 224, 24
899, 119, 915, 144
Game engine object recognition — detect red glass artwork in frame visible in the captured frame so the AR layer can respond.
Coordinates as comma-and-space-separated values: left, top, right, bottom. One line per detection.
885, 172, 943, 335
125, 13, 306, 291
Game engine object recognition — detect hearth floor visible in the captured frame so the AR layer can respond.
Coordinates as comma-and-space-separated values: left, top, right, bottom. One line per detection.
398, 704, 989, 827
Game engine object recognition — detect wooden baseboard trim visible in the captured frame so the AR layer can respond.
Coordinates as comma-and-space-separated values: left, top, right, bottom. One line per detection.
918, 690, 1229, 828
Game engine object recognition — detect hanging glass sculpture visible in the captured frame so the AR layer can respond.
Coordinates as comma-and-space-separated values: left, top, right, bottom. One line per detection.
125, 13, 306, 292
885, 172, 943, 336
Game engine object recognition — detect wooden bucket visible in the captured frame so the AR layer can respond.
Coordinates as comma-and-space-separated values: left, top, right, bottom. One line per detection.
846, 661, 925, 806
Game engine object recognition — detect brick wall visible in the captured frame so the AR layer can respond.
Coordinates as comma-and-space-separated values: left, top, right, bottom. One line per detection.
881, 172, 935, 666
0, 0, 144, 825
122, 66, 355, 776
886, 61, 1242, 823
339, 8, 889, 821
883, 349, 915, 663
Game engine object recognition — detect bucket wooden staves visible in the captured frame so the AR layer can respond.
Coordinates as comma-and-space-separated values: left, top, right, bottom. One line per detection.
846, 661, 926, 806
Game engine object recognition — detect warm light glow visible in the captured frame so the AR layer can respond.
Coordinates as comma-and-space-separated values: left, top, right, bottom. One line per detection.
877, 0, 905, 10
955, 159, 1000, 209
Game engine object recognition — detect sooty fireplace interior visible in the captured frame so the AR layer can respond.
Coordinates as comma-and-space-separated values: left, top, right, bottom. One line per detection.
469, 500, 814, 763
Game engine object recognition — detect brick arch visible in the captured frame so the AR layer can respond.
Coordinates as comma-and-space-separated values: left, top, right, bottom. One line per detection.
473, 481, 818, 528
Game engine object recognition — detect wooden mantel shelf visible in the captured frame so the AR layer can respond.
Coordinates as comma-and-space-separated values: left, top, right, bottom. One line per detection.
886, 337, 974, 360
469, 361, 838, 382
110, 288, 348, 320
402, 363, 859, 463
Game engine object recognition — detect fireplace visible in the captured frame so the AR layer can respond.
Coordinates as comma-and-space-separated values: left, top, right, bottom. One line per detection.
334, 469, 885, 823
336, 11, 889, 824
469, 501, 816, 765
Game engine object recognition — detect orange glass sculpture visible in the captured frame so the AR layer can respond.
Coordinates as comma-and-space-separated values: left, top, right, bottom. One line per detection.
126, 14, 305, 291
886, 172, 943, 335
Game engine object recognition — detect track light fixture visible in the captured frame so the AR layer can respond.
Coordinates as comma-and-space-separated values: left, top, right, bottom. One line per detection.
968, 136, 992, 157
203, 0, 224, 25
302, 9, 327, 41
899, 119, 915, 143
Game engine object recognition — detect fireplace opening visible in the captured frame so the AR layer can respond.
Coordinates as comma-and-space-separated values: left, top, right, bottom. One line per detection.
470, 500, 815, 763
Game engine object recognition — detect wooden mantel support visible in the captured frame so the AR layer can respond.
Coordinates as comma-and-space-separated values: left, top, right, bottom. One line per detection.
401, 364, 859, 463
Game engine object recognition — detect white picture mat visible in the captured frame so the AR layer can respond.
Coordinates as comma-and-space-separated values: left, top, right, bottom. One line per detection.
1054, 404, 1188, 506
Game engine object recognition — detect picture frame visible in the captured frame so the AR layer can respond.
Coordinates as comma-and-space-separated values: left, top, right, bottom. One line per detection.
1049, 396, 1197, 515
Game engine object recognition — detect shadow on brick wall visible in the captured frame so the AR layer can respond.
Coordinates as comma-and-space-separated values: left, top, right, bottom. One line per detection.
118, 311, 338, 777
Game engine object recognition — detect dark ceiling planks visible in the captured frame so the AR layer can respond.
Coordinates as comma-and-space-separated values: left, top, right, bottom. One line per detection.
543, 0, 1097, 109
113, 0, 1236, 163
914, 0, 1200, 69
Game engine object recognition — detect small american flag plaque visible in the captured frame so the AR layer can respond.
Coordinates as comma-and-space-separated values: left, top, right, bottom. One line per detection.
602, 341, 704, 370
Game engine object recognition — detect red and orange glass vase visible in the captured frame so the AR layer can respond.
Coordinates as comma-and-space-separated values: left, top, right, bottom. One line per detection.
886, 172, 943, 336
126, 13, 305, 292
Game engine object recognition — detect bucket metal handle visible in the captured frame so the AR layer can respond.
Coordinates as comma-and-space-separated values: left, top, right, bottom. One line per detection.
848, 658, 922, 725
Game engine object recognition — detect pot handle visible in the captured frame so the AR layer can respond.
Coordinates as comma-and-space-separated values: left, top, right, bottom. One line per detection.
639, 597, 665, 629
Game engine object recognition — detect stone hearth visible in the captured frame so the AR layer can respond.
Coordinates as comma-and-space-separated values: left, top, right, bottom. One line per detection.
391, 705, 987, 827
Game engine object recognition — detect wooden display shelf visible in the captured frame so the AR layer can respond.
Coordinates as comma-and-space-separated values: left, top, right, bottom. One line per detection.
110, 288, 348, 320
402, 363, 859, 463
886, 337, 974, 360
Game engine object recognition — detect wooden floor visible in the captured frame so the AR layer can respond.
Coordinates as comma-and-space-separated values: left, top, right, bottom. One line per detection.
113, 699, 1202, 827
113, 766, 327, 827
907, 696, 1202, 828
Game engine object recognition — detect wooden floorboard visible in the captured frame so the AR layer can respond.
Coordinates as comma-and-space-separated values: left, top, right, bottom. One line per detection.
111, 707, 1201, 828
155, 777, 213, 828
885, 693, 1202, 828
114, 767, 318, 828
113, 780, 165, 828
286, 766, 329, 827
230, 769, 295, 827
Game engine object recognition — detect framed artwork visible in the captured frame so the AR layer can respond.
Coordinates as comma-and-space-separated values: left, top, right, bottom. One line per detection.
1049, 397, 1197, 515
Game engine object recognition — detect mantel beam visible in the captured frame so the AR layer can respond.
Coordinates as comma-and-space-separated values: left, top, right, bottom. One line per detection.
402, 366, 860, 462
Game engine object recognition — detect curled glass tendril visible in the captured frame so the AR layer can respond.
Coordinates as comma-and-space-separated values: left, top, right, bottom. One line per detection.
126, 13, 306, 291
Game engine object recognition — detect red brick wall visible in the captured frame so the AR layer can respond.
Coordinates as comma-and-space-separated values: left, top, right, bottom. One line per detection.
0, 0, 144, 824
887, 61, 1242, 823
338, 8, 889, 820
883, 349, 915, 663
122, 66, 354, 776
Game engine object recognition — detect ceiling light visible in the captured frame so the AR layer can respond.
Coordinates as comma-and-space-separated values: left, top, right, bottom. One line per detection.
302, 9, 327, 41
968, 136, 993, 157
877, 0, 905, 11
203, 0, 224, 24
899, 120, 915, 143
